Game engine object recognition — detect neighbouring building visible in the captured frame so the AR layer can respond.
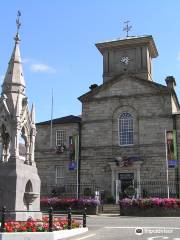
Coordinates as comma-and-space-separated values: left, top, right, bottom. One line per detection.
35, 34, 180, 202
35, 115, 81, 197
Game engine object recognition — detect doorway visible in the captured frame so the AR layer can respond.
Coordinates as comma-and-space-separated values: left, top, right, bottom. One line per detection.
119, 173, 134, 198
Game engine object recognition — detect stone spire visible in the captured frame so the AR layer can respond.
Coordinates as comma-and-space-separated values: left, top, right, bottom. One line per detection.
0, 11, 35, 163
2, 33, 25, 95
0, 12, 41, 221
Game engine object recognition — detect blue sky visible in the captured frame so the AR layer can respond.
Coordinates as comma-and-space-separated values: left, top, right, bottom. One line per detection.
0, 0, 180, 122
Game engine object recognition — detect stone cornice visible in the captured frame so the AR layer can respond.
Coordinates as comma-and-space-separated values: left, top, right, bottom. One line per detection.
95, 35, 158, 57
82, 114, 173, 124
81, 142, 166, 150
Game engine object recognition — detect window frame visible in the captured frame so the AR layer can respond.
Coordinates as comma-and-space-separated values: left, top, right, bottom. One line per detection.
55, 166, 65, 185
118, 112, 134, 146
56, 130, 66, 147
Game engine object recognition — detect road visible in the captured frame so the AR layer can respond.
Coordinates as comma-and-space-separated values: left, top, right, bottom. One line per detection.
69, 214, 180, 240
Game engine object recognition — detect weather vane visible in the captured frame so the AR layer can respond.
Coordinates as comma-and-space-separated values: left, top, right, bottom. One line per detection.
123, 20, 132, 37
16, 10, 21, 34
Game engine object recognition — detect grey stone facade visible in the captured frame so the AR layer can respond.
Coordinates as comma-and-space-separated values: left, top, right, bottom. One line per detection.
35, 35, 180, 200
35, 116, 81, 196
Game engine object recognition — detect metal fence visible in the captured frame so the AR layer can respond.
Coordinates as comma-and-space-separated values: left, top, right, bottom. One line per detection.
41, 182, 100, 198
118, 180, 179, 199
134, 181, 178, 198
41, 181, 180, 200
0, 206, 87, 232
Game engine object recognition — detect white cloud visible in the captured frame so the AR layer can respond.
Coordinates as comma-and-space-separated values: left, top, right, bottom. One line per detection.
30, 64, 56, 73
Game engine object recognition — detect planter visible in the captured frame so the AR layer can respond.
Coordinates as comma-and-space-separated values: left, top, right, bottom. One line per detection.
85, 206, 98, 215
0, 228, 88, 240
40, 198, 100, 214
120, 206, 180, 217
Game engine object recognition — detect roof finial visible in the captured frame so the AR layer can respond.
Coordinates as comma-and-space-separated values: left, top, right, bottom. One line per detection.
14, 10, 21, 43
123, 20, 132, 38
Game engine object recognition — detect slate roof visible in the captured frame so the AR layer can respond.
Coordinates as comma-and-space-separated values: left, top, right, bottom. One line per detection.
36, 115, 81, 126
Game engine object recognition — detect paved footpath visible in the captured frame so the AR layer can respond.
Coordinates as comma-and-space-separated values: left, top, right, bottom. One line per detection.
69, 214, 180, 240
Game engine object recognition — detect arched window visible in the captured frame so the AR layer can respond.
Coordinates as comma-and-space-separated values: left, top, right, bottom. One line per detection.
119, 112, 133, 145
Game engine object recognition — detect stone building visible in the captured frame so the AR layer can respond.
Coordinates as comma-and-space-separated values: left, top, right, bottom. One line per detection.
35, 34, 180, 201
35, 115, 81, 196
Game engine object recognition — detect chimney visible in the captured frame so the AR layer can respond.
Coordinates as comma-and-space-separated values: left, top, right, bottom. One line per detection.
89, 84, 98, 91
165, 76, 176, 90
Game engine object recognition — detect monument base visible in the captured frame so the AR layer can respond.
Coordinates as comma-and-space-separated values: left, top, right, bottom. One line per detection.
5, 212, 42, 221
0, 228, 88, 240
0, 159, 41, 221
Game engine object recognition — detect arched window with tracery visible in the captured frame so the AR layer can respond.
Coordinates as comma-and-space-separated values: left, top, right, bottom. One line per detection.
119, 112, 133, 145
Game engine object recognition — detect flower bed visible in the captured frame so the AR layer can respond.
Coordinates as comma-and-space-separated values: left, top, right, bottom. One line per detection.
1, 216, 80, 232
119, 198, 180, 216
41, 197, 100, 214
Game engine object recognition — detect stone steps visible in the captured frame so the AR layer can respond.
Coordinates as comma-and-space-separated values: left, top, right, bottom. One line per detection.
99, 204, 120, 214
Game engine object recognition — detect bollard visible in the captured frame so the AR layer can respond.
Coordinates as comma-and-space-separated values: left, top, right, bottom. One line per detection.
0, 206, 6, 232
83, 208, 86, 228
48, 207, 53, 232
67, 207, 72, 230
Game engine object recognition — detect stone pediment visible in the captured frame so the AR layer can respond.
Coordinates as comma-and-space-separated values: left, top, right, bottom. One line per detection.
78, 73, 168, 102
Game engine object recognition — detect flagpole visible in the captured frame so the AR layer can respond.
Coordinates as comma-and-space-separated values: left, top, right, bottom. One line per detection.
165, 130, 170, 198
77, 122, 81, 199
50, 88, 53, 148
76, 135, 79, 199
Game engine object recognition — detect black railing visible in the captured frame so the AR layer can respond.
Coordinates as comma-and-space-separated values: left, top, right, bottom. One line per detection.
0, 206, 87, 233
41, 182, 99, 198
115, 180, 180, 199
134, 181, 178, 198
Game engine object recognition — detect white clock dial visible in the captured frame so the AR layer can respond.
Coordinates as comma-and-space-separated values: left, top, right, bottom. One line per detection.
120, 56, 130, 65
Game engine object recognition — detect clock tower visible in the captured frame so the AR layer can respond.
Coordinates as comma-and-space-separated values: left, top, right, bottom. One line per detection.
95, 35, 158, 83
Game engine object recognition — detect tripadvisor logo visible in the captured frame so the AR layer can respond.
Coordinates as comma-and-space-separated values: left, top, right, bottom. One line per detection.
135, 228, 143, 235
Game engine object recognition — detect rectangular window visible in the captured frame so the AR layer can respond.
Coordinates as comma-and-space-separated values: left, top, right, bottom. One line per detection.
55, 166, 65, 185
119, 113, 133, 146
56, 130, 66, 146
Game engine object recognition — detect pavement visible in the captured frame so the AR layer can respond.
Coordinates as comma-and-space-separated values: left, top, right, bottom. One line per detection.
68, 214, 180, 240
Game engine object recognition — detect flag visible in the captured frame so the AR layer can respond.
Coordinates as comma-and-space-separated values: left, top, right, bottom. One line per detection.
69, 134, 79, 170
166, 130, 177, 168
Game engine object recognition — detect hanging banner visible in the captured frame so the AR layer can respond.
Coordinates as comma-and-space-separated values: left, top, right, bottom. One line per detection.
166, 130, 177, 168
68, 134, 79, 170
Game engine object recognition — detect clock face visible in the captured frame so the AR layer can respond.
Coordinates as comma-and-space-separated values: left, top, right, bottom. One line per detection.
120, 56, 130, 65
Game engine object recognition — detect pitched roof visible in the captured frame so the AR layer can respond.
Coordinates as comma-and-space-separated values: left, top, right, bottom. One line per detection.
78, 73, 168, 102
36, 115, 81, 126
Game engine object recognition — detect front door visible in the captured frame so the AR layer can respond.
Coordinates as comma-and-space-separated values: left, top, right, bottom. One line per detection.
119, 173, 134, 199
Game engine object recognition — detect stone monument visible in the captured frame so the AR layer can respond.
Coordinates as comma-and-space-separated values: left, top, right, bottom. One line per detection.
0, 12, 41, 220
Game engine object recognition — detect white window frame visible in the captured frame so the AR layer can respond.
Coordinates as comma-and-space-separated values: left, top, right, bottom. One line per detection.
118, 112, 133, 146
55, 166, 65, 185
56, 130, 66, 146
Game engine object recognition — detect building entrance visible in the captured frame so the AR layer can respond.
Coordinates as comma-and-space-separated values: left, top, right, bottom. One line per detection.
117, 173, 134, 201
